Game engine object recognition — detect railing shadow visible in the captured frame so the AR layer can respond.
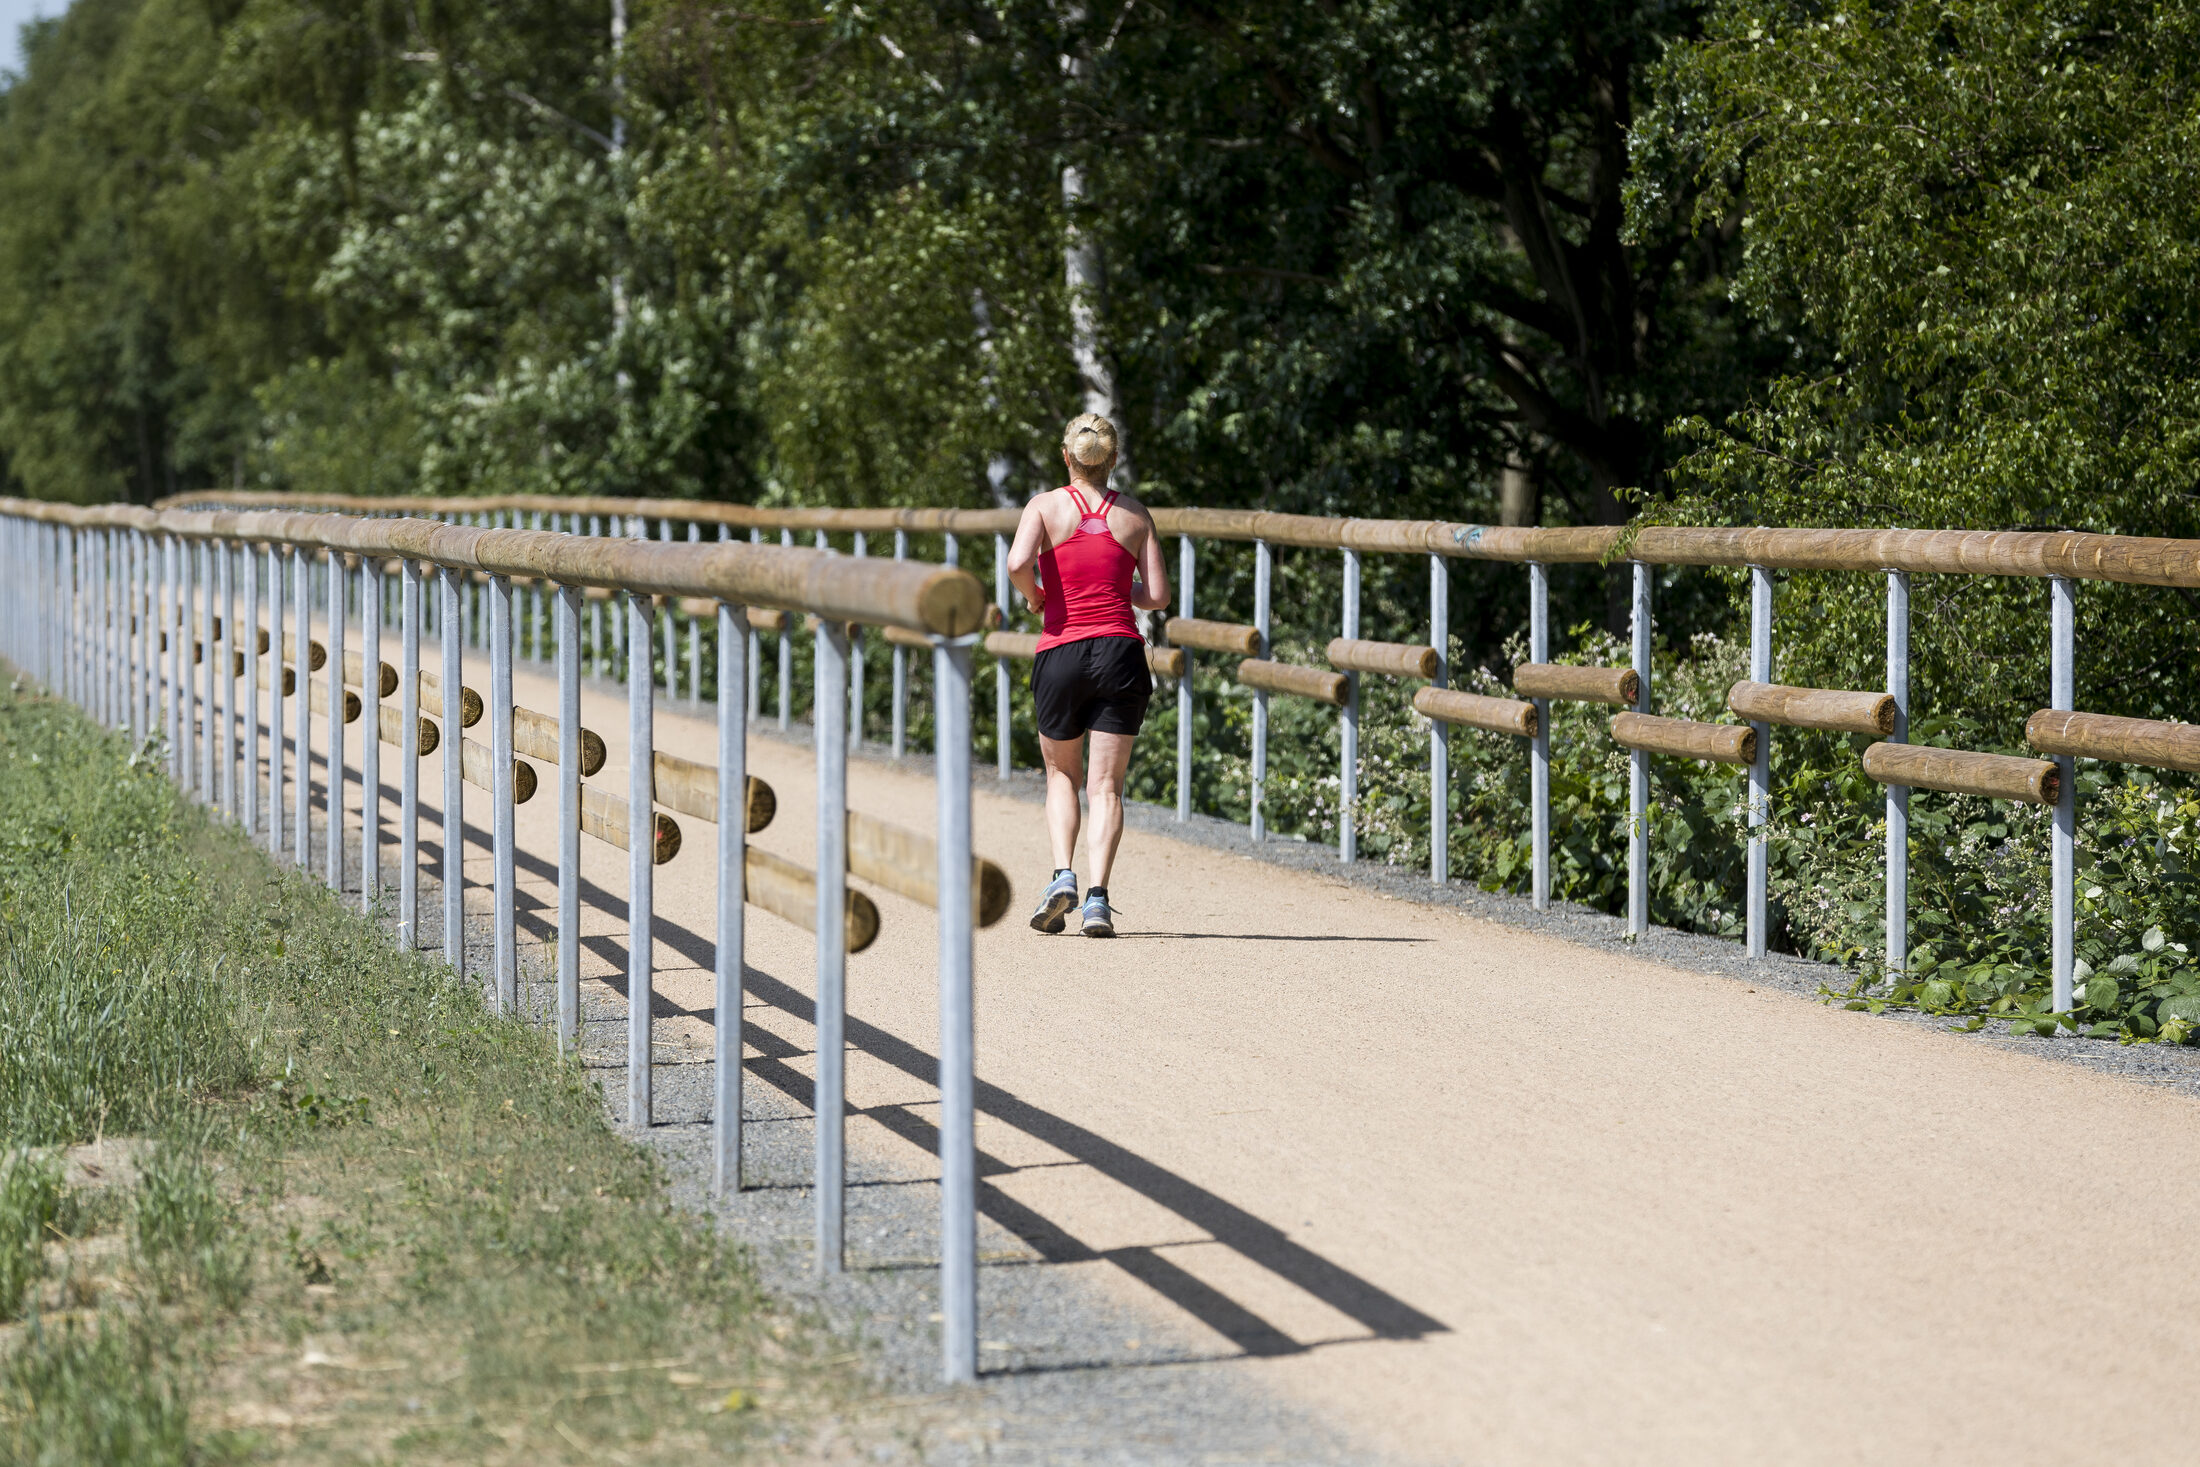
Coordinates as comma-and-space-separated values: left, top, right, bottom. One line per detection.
473, 833, 1446, 1364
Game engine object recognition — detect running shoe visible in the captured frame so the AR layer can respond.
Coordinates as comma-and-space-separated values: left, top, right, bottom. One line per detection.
1080, 888, 1116, 938
1030, 869, 1078, 934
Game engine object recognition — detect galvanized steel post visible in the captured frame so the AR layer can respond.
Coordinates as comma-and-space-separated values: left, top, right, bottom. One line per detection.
326, 553, 347, 893
715, 601, 748, 1196
1177, 535, 1194, 820
628, 590, 656, 1126
933, 632, 978, 1385
558, 583, 582, 1047
490, 575, 517, 1013
243, 540, 259, 838
197, 539, 214, 799
778, 528, 793, 730
853, 531, 869, 747
1747, 566, 1772, 960
164, 536, 182, 779
749, 527, 764, 723
993, 532, 1010, 778
267, 543, 284, 857
1340, 548, 1360, 864
400, 560, 422, 946
2051, 575, 2076, 1014
361, 556, 383, 912
1530, 561, 1551, 909
442, 566, 466, 970
1628, 561, 1652, 937
1430, 554, 1449, 885
1886, 571, 1910, 982
814, 616, 851, 1274
218, 541, 235, 818
293, 548, 311, 869
891, 529, 908, 757
1251, 540, 1272, 842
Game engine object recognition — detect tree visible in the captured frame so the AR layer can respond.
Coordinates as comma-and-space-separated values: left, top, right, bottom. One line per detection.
1643, 0, 2200, 728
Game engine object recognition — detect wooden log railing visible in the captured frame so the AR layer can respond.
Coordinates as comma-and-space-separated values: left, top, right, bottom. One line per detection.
1513, 664, 1638, 706
1728, 682, 1896, 737
1413, 687, 1536, 738
1165, 617, 1261, 655
1237, 659, 1350, 706
1861, 743, 2059, 805
2026, 710, 2200, 774
1327, 637, 1439, 679
159, 488, 2200, 593
1611, 713, 1756, 767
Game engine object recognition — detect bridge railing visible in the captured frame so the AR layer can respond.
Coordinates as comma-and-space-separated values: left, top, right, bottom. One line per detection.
155, 489, 2200, 1017
0, 496, 998, 1385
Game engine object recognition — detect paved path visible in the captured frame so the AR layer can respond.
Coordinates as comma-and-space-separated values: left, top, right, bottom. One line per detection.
305, 636, 2200, 1465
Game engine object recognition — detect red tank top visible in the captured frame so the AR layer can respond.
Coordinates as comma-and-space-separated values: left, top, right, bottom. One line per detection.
1035, 486, 1140, 652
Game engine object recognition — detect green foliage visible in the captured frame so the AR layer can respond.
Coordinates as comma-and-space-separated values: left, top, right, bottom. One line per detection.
0, 710, 255, 1147
0, 680, 833, 1459
132, 1144, 249, 1309
0, 1152, 63, 1322
0, 1320, 193, 1467
1641, 0, 2200, 733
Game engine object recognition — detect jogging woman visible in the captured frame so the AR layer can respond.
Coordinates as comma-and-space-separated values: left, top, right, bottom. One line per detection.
1006, 413, 1172, 937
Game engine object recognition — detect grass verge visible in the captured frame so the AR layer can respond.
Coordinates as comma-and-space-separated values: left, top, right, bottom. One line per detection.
0, 680, 869, 1463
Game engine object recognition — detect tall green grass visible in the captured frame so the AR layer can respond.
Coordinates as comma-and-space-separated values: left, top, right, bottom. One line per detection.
0, 680, 842, 1461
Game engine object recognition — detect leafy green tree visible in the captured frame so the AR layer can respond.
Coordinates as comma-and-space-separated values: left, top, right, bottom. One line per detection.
1642, 0, 2200, 729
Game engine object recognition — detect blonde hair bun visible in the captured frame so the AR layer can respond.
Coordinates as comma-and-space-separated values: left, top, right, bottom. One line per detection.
1062, 413, 1119, 472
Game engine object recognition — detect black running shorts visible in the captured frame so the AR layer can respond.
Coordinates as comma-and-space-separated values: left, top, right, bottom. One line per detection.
1031, 636, 1153, 740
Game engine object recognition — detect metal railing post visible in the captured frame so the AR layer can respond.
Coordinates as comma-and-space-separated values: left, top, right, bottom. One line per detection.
1430, 553, 1449, 885
1747, 566, 1772, 959
164, 536, 181, 778
715, 601, 749, 1195
994, 532, 1010, 778
628, 590, 656, 1126
326, 553, 347, 893
2051, 575, 2076, 1014
243, 540, 259, 838
218, 541, 236, 818
1177, 535, 1194, 820
933, 632, 977, 1385
490, 574, 516, 1013
749, 527, 764, 723
268, 543, 284, 858
778, 528, 793, 730
400, 560, 422, 946
197, 538, 214, 799
362, 555, 383, 913
293, 547, 311, 869
852, 531, 869, 747
558, 582, 582, 1046
1886, 571, 1910, 982
1252, 540, 1271, 841
442, 566, 466, 970
661, 520, 679, 701
1628, 561, 1652, 937
891, 529, 908, 756
1530, 562, 1551, 909
814, 616, 850, 1274
1340, 548, 1360, 863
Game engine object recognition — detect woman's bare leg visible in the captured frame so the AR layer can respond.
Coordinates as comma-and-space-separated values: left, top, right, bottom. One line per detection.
1040, 733, 1085, 872
1085, 731, 1136, 888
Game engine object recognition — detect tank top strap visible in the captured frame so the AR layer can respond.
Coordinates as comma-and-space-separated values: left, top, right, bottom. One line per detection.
1064, 485, 1095, 515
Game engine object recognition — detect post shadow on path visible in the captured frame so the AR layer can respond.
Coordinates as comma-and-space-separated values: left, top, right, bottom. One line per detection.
478, 834, 1449, 1365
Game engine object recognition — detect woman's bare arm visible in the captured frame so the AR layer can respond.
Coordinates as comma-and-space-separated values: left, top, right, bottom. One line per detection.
1130, 508, 1172, 611
1006, 496, 1050, 614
